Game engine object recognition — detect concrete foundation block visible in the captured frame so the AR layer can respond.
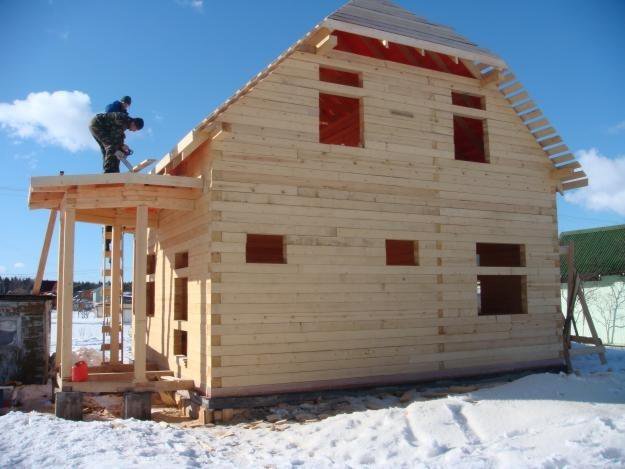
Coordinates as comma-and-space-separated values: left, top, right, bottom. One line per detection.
55, 391, 83, 421
123, 392, 152, 420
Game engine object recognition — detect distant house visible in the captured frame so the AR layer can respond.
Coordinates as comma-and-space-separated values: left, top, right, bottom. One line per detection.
93, 287, 132, 324
560, 225, 625, 345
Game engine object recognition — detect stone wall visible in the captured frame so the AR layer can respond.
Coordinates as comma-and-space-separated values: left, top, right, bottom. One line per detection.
0, 295, 52, 384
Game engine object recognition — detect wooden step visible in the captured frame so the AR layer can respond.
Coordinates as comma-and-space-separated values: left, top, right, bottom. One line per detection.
571, 335, 602, 345
570, 345, 606, 357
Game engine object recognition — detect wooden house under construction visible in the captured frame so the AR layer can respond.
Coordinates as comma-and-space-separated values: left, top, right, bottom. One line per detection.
29, 0, 588, 405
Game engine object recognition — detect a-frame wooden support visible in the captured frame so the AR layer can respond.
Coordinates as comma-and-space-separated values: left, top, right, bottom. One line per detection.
561, 242, 607, 371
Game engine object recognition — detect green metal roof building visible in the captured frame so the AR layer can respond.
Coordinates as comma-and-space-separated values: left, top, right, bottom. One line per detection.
560, 224, 625, 281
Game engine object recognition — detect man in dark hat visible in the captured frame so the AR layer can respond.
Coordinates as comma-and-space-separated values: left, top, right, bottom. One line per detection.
105, 95, 132, 114
89, 112, 144, 173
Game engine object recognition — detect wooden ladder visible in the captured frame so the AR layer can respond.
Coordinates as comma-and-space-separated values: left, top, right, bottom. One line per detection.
561, 242, 607, 371
101, 227, 124, 363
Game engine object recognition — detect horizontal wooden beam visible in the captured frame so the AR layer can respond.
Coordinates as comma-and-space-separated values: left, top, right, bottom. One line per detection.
31, 173, 203, 190
562, 178, 589, 191
322, 18, 507, 68
550, 153, 575, 165
63, 378, 195, 393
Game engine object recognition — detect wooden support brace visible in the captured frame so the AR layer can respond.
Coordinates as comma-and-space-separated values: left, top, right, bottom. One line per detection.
316, 34, 338, 55
480, 69, 500, 86
550, 153, 575, 165
562, 179, 589, 191
539, 135, 563, 148
500, 82, 523, 95
32, 209, 57, 295
460, 59, 484, 79
560, 171, 587, 183
497, 73, 516, 86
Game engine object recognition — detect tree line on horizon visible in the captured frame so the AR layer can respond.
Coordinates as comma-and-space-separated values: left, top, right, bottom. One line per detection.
0, 276, 132, 295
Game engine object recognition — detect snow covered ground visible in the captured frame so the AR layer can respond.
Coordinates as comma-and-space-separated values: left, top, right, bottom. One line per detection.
1, 348, 624, 468
50, 310, 133, 364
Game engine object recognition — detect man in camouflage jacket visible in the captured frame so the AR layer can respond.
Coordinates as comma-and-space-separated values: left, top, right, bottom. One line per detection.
89, 112, 144, 173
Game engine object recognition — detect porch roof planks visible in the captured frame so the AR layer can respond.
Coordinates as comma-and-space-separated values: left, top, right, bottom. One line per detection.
28, 173, 204, 225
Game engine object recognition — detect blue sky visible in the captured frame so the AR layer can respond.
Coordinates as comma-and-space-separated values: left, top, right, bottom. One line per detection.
0, 0, 624, 281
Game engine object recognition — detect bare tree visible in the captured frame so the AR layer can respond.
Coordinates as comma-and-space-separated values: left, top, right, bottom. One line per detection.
593, 279, 625, 344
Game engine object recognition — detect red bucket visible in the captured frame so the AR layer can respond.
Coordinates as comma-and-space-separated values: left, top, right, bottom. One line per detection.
71, 361, 89, 382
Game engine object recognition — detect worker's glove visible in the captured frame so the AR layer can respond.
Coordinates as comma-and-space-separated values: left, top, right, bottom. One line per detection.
122, 144, 133, 156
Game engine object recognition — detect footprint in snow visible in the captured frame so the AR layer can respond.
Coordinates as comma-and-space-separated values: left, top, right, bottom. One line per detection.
598, 447, 624, 462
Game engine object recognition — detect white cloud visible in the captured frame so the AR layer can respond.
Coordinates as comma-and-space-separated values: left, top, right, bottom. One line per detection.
608, 120, 625, 135
564, 148, 625, 216
176, 0, 203, 11
13, 262, 24, 269
0, 91, 97, 152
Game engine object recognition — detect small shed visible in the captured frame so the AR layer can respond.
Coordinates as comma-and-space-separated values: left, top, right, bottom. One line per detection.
0, 295, 53, 384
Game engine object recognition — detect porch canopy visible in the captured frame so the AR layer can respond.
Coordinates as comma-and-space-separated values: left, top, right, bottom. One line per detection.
28, 173, 202, 393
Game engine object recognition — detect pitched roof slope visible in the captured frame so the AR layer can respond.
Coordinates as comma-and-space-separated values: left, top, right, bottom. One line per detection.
560, 225, 625, 279
155, 0, 582, 187
325, 0, 504, 66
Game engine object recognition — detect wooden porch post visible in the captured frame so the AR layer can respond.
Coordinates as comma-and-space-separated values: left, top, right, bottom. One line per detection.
133, 206, 148, 382
55, 211, 65, 369
110, 225, 123, 365
60, 208, 75, 380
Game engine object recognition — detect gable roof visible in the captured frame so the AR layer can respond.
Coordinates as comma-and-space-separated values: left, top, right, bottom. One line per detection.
154, 0, 585, 191
560, 225, 625, 279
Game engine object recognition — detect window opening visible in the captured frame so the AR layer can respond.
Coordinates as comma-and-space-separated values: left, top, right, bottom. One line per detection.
454, 115, 487, 163
319, 67, 362, 87
146, 281, 155, 317
146, 254, 156, 275
174, 277, 188, 320
246, 234, 285, 264
386, 240, 418, 266
319, 93, 362, 147
477, 275, 527, 316
174, 251, 189, 270
174, 329, 187, 356
452, 92, 484, 110
476, 243, 525, 267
